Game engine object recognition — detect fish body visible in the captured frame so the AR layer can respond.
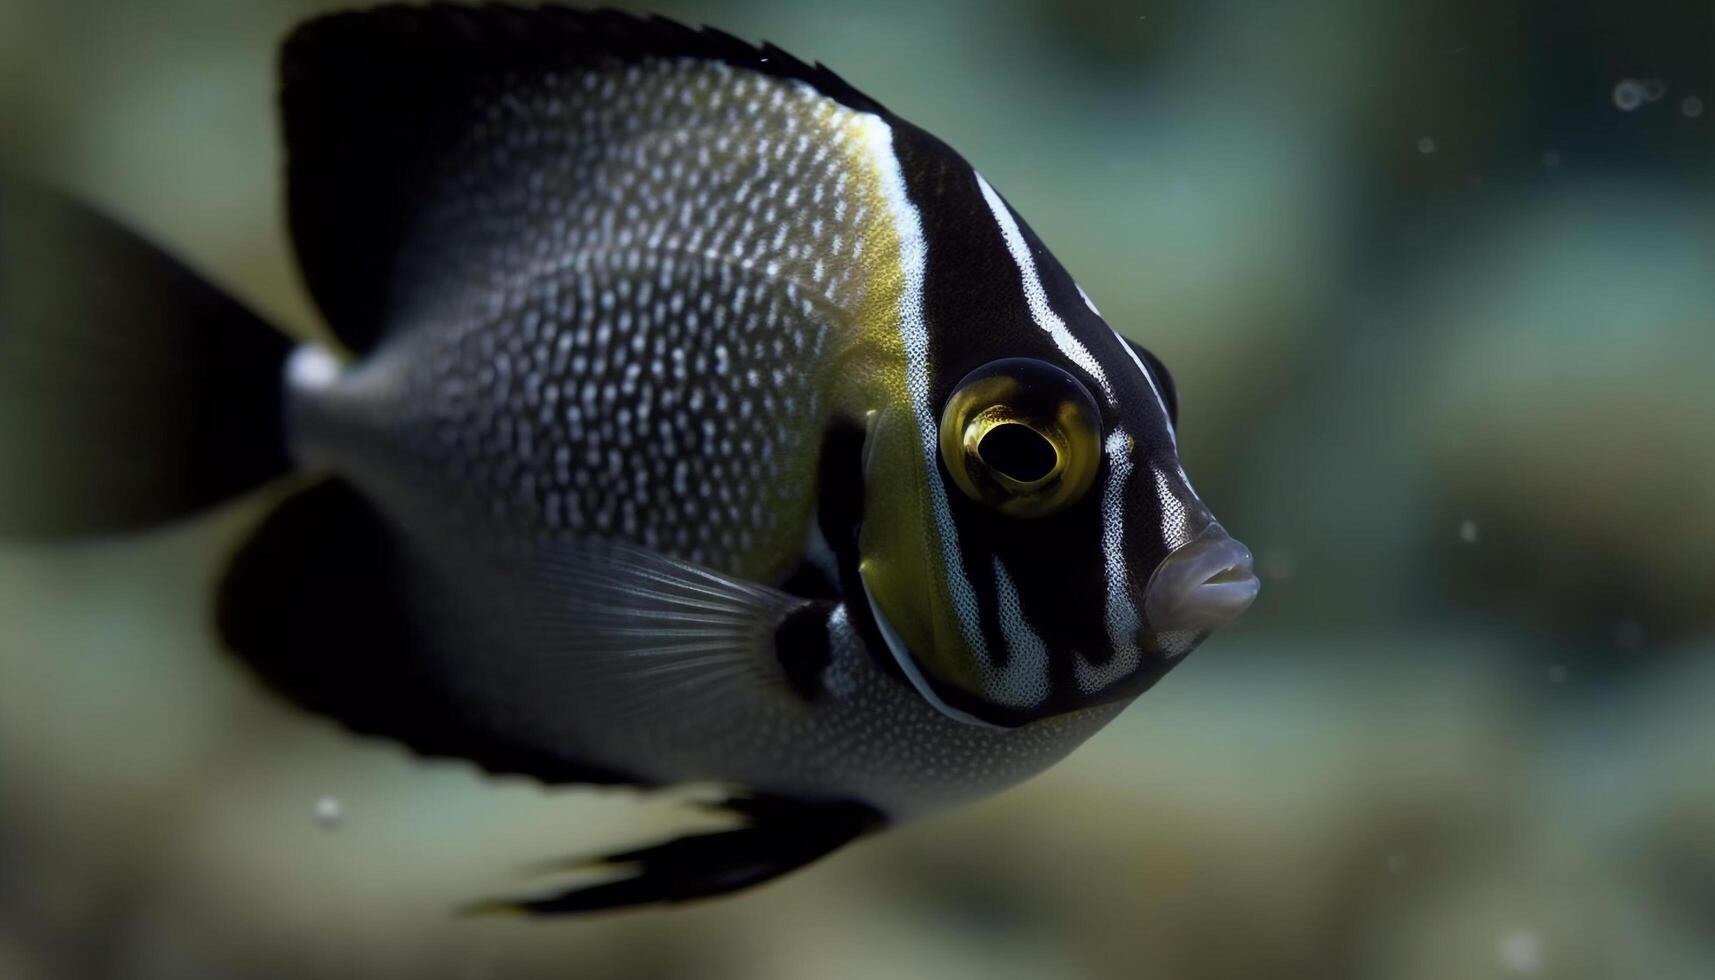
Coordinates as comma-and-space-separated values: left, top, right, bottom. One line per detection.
0, 5, 1258, 913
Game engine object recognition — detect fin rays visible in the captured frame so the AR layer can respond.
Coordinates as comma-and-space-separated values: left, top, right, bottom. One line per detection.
467, 794, 884, 915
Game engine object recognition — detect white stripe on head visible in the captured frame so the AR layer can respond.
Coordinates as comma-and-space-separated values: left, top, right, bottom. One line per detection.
1116, 328, 1206, 543
863, 578, 1000, 729
859, 114, 989, 668
1078, 428, 1143, 694
975, 173, 1114, 405
1111, 327, 1177, 451
988, 557, 1050, 708
1076, 283, 1102, 316
1152, 464, 1194, 552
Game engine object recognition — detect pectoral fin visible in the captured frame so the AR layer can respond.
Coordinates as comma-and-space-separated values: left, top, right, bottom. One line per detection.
221, 480, 863, 913
220, 479, 830, 784
218, 478, 650, 785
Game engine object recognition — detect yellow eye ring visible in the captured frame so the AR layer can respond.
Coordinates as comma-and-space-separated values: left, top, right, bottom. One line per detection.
938, 358, 1102, 518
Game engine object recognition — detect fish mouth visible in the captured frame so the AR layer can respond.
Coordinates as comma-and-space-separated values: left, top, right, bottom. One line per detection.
1142, 526, 1260, 632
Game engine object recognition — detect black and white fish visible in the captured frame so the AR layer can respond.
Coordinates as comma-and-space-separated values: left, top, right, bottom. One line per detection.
0, 4, 1260, 914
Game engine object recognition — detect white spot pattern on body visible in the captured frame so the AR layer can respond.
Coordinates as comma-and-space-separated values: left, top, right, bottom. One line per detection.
358, 58, 886, 577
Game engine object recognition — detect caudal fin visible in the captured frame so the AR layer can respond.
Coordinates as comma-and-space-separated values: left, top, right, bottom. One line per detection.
0, 178, 296, 538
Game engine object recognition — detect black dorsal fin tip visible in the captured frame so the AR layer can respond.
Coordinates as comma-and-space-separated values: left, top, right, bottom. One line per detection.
282, 4, 889, 116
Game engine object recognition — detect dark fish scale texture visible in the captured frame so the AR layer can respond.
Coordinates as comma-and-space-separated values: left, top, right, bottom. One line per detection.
302, 58, 891, 582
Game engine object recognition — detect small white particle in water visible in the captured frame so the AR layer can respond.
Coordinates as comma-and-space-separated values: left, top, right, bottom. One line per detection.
1613, 78, 1647, 111
1416, 136, 1437, 154
1683, 95, 1704, 118
312, 795, 343, 829
1546, 664, 1568, 685
1385, 851, 1409, 875
1458, 519, 1479, 544
1541, 149, 1561, 168
1498, 929, 1544, 974
1259, 549, 1297, 582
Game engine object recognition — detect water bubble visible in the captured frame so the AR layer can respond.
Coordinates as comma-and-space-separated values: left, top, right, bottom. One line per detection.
1498, 929, 1544, 974
1612, 79, 1647, 112
312, 795, 343, 829
1683, 95, 1705, 118
1416, 136, 1437, 154
1458, 519, 1479, 544
1641, 78, 1668, 102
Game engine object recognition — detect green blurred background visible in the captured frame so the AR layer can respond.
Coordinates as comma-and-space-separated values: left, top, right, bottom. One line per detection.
1, 0, 1712, 977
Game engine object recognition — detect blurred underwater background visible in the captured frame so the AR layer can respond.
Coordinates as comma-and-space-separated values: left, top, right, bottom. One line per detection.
1, 0, 1712, 976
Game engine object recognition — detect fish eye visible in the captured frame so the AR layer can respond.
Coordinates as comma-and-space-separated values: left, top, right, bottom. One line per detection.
938, 358, 1102, 518
978, 423, 1058, 483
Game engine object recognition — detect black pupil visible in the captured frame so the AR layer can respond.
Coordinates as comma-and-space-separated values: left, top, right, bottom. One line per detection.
978, 424, 1058, 483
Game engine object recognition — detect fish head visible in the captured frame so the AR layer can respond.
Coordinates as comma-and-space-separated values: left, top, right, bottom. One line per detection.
854, 173, 1257, 728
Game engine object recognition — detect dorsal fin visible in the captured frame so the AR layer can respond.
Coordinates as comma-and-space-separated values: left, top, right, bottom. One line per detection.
280, 4, 889, 353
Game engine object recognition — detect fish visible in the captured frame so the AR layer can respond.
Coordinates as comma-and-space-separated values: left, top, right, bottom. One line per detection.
0, 4, 1259, 914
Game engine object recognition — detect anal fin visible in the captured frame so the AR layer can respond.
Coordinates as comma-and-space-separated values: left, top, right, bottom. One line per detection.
470, 795, 884, 915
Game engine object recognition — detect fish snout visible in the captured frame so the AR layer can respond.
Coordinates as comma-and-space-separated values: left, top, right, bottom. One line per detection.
1142, 527, 1260, 633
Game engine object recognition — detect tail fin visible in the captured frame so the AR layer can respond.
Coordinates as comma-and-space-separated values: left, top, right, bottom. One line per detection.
0, 178, 296, 538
